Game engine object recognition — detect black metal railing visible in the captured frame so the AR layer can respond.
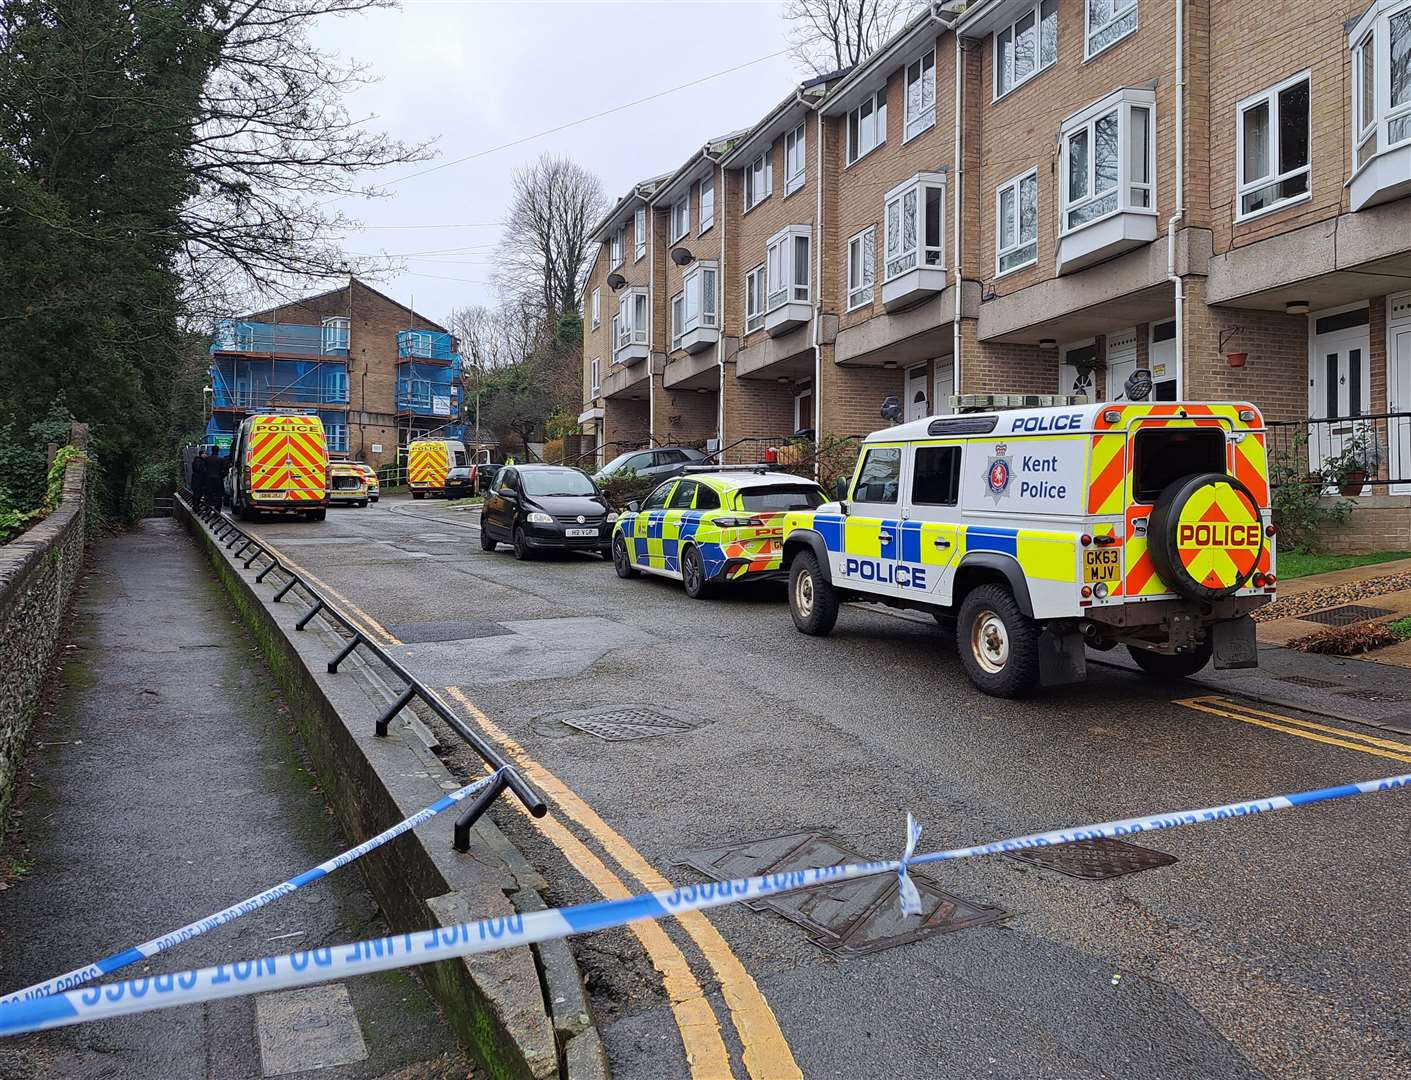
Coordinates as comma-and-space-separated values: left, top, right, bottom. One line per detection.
1266, 412, 1411, 489
183, 495, 547, 849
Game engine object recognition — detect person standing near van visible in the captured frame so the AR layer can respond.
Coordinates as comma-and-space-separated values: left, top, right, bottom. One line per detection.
191, 448, 211, 510
210, 446, 231, 509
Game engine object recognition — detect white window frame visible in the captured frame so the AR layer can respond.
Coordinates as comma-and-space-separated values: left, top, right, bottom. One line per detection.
1085, 0, 1138, 60
995, 168, 1039, 277
634, 207, 647, 261
1059, 87, 1156, 236
670, 197, 689, 243
784, 123, 807, 195
744, 148, 772, 211
671, 292, 686, 349
673, 263, 718, 349
590, 357, 600, 397
846, 88, 888, 165
1350, 0, 1411, 175
699, 174, 715, 232
994, 0, 1057, 100
321, 316, 350, 353
765, 225, 811, 310
610, 228, 623, 269
904, 48, 937, 140
745, 265, 766, 334
847, 227, 876, 310
614, 288, 649, 358
1234, 70, 1312, 222
590, 287, 601, 328
883, 172, 946, 281
793, 381, 814, 431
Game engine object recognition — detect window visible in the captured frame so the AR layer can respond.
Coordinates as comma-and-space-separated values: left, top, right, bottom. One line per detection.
1086, 0, 1137, 58
1350, 0, 1411, 173
884, 173, 945, 279
591, 288, 600, 328
324, 422, 347, 453
905, 49, 937, 139
323, 368, 349, 404
321, 316, 350, 353
852, 447, 902, 503
995, 0, 1057, 98
634, 208, 647, 260
745, 149, 772, 210
672, 264, 718, 348
671, 292, 685, 349
783, 123, 807, 194
614, 289, 648, 357
745, 265, 766, 333
590, 357, 600, 397
671, 197, 689, 243
847, 89, 887, 164
609, 314, 620, 359
1236, 73, 1311, 220
739, 485, 827, 512
847, 227, 876, 309
667, 480, 698, 509
699, 175, 715, 231
1061, 88, 1154, 233
766, 225, 811, 309
911, 446, 961, 505
694, 485, 721, 511
996, 169, 1038, 275
643, 482, 674, 511
1132, 429, 1225, 502
610, 228, 623, 268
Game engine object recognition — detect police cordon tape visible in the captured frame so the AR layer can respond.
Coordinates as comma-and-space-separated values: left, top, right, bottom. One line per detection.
3, 769, 1407, 1036
0, 772, 502, 1007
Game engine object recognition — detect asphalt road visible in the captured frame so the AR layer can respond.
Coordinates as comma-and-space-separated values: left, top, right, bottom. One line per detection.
240, 496, 1411, 1080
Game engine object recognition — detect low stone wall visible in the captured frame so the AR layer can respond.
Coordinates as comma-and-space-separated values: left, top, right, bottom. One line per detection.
0, 439, 89, 832
1317, 494, 1411, 553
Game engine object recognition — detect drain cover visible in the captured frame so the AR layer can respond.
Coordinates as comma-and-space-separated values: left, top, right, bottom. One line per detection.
561, 707, 696, 741
390, 620, 513, 643
1277, 674, 1344, 689
1298, 604, 1395, 626
678, 831, 1003, 956
1005, 837, 1175, 880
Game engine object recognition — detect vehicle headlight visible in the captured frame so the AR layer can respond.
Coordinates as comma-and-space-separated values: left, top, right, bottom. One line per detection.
526, 511, 553, 524
606, 511, 619, 523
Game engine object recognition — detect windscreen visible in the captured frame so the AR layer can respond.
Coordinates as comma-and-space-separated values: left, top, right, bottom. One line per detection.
521, 469, 597, 496
600, 452, 633, 474
738, 484, 828, 512
1132, 427, 1227, 503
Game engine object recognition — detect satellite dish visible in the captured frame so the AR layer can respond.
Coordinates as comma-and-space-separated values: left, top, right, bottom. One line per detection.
607, 272, 627, 290
880, 395, 902, 423
1124, 368, 1154, 402
670, 247, 694, 266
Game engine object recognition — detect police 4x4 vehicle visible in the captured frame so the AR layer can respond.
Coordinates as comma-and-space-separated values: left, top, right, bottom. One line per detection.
781, 402, 1276, 697
613, 468, 830, 598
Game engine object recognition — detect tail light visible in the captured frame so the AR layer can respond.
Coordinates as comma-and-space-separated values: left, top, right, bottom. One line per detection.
1080, 585, 1093, 598
1266, 525, 1277, 537
1253, 572, 1266, 587
1265, 573, 1277, 585
711, 516, 766, 528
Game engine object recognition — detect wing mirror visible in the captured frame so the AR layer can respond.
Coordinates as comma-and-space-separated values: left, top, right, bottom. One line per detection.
498, 486, 515, 499
833, 477, 849, 501
627, 500, 640, 513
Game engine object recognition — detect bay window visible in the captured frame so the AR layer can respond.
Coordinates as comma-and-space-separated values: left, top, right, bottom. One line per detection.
1086, 0, 1137, 59
884, 173, 945, 279
1236, 72, 1310, 220
1349, 0, 1411, 210
996, 169, 1038, 276
745, 149, 772, 210
784, 123, 806, 195
905, 49, 936, 140
671, 265, 718, 352
700, 174, 715, 231
847, 227, 876, 310
847, 89, 887, 164
614, 289, 649, 362
995, 0, 1057, 99
1061, 88, 1154, 233
634, 207, 647, 260
766, 225, 811, 310
745, 265, 766, 334
671, 197, 689, 243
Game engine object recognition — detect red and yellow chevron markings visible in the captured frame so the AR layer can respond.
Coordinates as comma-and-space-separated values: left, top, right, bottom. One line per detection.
408, 444, 449, 488
249, 416, 327, 501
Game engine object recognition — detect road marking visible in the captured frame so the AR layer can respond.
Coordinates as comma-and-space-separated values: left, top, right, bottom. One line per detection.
248, 531, 402, 645
444, 687, 802, 1080
1176, 696, 1411, 763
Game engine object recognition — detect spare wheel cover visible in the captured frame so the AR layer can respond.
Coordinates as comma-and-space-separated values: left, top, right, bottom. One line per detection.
1147, 472, 1265, 601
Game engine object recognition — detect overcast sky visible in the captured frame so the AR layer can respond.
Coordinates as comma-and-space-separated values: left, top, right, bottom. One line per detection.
317, 0, 801, 327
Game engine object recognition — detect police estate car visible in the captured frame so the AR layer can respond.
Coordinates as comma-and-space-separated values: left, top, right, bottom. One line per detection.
780, 402, 1277, 697
613, 469, 830, 598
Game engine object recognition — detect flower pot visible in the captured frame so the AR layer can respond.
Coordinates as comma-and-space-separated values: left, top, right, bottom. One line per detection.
1225, 351, 1248, 368
1339, 470, 1368, 496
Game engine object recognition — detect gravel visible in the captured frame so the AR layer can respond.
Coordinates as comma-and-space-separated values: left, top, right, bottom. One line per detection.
1253, 570, 1411, 622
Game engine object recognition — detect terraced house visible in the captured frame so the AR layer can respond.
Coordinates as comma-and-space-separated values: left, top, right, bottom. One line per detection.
580, 0, 1411, 515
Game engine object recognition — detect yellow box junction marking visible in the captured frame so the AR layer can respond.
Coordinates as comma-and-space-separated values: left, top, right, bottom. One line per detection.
1176, 696, 1411, 763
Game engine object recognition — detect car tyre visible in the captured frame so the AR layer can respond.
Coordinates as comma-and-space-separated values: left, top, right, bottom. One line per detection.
681, 546, 711, 600
479, 518, 497, 552
612, 535, 639, 579
512, 526, 531, 561
957, 584, 1040, 698
789, 551, 839, 636
1127, 642, 1213, 680
412, 491, 425, 500
358, 499, 368, 508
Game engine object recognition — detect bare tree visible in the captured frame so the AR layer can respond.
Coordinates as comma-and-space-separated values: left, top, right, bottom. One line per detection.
783, 0, 924, 74
496, 153, 606, 322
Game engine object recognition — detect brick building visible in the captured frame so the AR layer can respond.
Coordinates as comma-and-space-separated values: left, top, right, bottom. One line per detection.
207, 279, 464, 470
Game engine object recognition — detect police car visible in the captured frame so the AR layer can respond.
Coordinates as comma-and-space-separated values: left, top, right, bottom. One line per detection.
612, 468, 830, 598
781, 402, 1276, 697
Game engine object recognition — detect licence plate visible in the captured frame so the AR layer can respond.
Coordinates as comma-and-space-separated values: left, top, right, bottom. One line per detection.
1084, 548, 1121, 583
565, 528, 597, 537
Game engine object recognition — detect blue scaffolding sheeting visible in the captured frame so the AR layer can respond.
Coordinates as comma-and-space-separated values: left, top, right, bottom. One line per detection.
213, 319, 349, 358
205, 409, 349, 453
210, 358, 350, 410
396, 329, 457, 361
396, 358, 461, 419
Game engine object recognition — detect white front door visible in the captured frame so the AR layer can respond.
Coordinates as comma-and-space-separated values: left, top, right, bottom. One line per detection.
906, 365, 929, 421
1307, 306, 1372, 483
933, 361, 955, 416
1060, 340, 1098, 402
1149, 321, 1179, 401
1386, 294, 1411, 493
1105, 328, 1138, 401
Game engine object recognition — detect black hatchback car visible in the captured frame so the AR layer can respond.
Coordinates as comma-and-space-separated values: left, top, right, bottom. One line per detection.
479, 465, 616, 560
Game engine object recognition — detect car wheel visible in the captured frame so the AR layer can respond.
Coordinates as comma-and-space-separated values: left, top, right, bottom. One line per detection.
412, 491, 424, 500
956, 584, 1040, 698
358, 499, 368, 508
512, 526, 531, 561
681, 546, 711, 600
789, 551, 839, 636
1127, 642, 1213, 680
479, 518, 497, 552
612, 535, 639, 579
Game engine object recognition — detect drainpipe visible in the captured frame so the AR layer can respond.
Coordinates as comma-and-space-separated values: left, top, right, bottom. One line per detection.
647, 190, 656, 445
710, 151, 726, 451
796, 89, 824, 442
1167, 0, 1186, 394
953, 32, 964, 401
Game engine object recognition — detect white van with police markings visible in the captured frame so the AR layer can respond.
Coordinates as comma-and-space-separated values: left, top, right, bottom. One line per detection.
781, 402, 1277, 698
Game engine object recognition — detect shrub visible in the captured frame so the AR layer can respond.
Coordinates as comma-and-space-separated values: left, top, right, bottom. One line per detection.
1286, 619, 1397, 655
597, 468, 654, 510
1269, 433, 1349, 552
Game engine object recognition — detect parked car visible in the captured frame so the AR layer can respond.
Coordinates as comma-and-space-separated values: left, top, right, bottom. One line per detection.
470, 459, 504, 495
480, 465, 617, 560
592, 447, 707, 485
327, 461, 370, 507
353, 462, 380, 502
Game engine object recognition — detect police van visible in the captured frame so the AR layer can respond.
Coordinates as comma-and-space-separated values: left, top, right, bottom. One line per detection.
781, 402, 1276, 697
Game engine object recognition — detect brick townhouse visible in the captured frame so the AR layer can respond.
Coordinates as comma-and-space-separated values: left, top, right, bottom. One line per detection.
207, 278, 464, 470
582, 0, 1411, 495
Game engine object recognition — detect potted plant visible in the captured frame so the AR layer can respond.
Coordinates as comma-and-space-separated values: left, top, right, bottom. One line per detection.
1321, 429, 1383, 496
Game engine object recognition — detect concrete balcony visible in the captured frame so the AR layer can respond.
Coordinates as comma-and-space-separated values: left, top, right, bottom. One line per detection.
1057, 211, 1157, 275
664, 345, 723, 391
602, 358, 650, 399
737, 318, 824, 380
613, 341, 649, 365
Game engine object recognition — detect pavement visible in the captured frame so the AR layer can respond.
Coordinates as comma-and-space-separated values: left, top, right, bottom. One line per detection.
0, 520, 474, 1080
202, 495, 1411, 1080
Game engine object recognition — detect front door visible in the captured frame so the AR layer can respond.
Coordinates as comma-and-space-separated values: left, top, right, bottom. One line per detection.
836, 445, 906, 599
1149, 321, 1179, 400
1060, 340, 1098, 402
1386, 294, 1411, 493
906, 365, 930, 421
933, 362, 955, 416
1105, 328, 1138, 401
1307, 306, 1372, 485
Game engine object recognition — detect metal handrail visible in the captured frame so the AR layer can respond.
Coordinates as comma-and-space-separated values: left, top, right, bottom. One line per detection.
184, 495, 547, 849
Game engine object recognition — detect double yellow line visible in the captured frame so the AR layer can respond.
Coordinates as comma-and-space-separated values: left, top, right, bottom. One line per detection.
1176, 696, 1411, 763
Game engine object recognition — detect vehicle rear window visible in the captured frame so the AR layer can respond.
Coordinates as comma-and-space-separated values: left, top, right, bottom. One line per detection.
738, 484, 827, 512
1132, 428, 1226, 502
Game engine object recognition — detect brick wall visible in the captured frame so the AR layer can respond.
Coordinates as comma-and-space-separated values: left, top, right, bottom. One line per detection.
602, 397, 649, 453
653, 381, 717, 446
960, 321, 1057, 396
722, 375, 796, 456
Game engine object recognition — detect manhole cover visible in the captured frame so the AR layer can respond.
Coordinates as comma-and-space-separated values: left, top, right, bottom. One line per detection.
677, 831, 1003, 956
1005, 837, 1176, 880
1276, 674, 1344, 689
1298, 604, 1396, 626
390, 620, 513, 643
561, 707, 696, 741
